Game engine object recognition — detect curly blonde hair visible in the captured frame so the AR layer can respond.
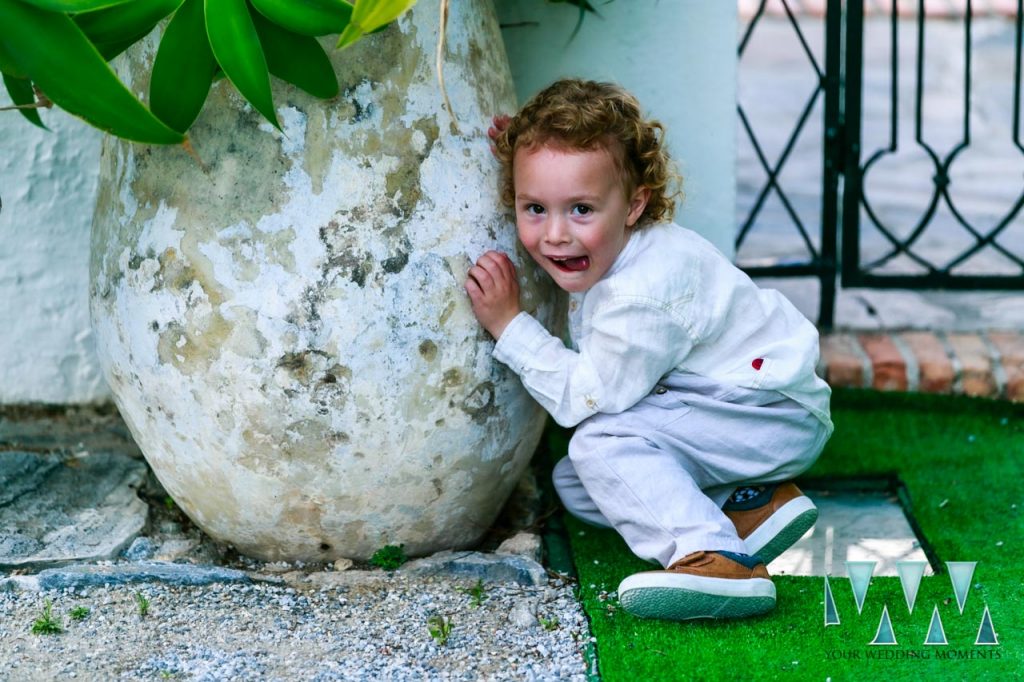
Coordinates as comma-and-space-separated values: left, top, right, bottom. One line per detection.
493, 79, 681, 226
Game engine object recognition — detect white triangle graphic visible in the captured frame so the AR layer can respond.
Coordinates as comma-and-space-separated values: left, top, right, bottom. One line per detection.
975, 605, 999, 646
824, 575, 840, 626
946, 561, 977, 614
924, 605, 948, 646
896, 561, 927, 614
847, 561, 876, 614
869, 604, 898, 645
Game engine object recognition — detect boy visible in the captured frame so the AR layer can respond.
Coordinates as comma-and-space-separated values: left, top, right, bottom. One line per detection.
464, 79, 832, 621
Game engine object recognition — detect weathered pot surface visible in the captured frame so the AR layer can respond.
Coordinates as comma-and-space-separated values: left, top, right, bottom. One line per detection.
90, 0, 563, 561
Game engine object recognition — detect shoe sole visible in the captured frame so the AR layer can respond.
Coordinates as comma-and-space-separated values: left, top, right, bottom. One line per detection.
744, 497, 818, 565
617, 573, 776, 621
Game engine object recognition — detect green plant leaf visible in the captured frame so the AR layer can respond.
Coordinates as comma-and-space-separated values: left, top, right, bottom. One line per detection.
249, 0, 352, 37
204, 0, 278, 129
93, 28, 152, 61
151, 0, 215, 132
252, 9, 337, 99
19, 0, 135, 11
2, 73, 47, 129
0, 0, 183, 144
74, 0, 183, 49
337, 0, 415, 49
0, 35, 27, 78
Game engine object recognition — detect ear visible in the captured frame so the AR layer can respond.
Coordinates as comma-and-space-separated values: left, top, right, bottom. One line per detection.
625, 186, 651, 228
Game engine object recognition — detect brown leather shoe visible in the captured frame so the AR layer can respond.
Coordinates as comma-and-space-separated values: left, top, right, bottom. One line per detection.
617, 550, 775, 621
723, 482, 818, 564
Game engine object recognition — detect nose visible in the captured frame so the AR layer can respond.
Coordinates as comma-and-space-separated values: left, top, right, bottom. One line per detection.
544, 215, 571, 244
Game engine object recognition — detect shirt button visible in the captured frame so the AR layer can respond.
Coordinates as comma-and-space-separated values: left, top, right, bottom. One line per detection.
570, 300, 578, 311
585, 397, 597, 409
654, 386, 668, 395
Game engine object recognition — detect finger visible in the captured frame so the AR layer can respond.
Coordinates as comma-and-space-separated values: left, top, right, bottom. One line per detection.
478, 252, 511, 282
468, 264, 495, 290
498, 251, 518, 276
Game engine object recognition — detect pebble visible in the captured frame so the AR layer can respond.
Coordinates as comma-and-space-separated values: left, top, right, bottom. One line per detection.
0, 570, 588, 679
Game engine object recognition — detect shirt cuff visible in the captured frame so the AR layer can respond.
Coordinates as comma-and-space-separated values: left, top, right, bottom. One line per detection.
493, 311, 554, 373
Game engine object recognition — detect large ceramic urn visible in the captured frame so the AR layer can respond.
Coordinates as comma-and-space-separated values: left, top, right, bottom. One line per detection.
89, 0, 562, 561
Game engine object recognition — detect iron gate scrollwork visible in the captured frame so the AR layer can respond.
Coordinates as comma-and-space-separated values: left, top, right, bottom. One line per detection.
737, 0, 1024, 329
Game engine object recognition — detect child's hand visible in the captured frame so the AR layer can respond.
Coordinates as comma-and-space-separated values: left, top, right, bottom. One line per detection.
487, 115, 511, 157
465, 250, 521, 340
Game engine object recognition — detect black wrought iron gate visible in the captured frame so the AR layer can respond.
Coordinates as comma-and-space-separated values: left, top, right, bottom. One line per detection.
737, 0, 1024, 329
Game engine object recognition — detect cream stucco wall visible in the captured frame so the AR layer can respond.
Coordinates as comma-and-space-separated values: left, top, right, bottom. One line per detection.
0, 2, 737, 404
495, 0, 738, 257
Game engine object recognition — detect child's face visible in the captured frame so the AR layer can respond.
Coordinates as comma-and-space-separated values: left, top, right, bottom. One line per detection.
513, 144, 649, 293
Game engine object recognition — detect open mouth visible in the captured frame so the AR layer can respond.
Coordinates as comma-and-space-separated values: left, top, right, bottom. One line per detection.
548, 255, 590, 272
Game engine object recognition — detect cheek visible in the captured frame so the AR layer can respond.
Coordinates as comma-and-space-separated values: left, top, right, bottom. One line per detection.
516, 222, 538, 249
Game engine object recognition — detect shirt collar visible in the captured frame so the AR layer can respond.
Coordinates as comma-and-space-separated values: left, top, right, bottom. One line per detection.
603, 226, 643, 281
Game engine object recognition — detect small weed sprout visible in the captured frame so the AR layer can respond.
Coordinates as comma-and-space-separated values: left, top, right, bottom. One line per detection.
135, 591, 150, 617
163, 496, 176, 511
427, 614, 453, 646
69, 606, 90, 621
539, 615, 560, 631
31, 599, 63, 635
457, 579, 487, 608
370, 544, 407, 571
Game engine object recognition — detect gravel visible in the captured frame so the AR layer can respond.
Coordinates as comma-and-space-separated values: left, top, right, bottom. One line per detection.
0, 569, 591, 681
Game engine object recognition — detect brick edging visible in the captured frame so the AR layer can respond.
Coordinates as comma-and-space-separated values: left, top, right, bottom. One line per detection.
819, 331, 1024, 402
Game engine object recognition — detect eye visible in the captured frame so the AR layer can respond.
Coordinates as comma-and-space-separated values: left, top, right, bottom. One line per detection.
524, 203, 545, 215
572, 204, 593, 216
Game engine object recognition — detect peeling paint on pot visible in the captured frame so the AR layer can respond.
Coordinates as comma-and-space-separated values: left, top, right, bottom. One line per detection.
89, 0, 564, 561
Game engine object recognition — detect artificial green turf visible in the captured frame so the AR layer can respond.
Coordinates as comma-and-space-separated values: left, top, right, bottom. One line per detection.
552, 390, 1024, 681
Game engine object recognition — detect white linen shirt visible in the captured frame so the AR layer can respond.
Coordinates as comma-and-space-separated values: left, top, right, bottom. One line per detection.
493, 222, 833, 432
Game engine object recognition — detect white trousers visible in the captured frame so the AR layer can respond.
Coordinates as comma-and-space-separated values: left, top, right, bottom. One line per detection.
553, 373, 830, 568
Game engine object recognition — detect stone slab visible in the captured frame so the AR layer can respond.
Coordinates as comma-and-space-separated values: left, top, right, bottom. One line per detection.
0, 450, 148, 570
768, 490, 934, 578
401, 550, 548, 586
0, 405, 141, 458
2, 562, 252, 591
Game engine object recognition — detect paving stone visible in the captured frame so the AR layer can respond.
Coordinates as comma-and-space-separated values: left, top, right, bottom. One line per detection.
401, 550, 548, 586
768, 490, 933, 578
988, 331, 1024, 402
859, 334, 908, 391
900, 331, 954, 394
0, 451, 148, 570
946, 333, 998, 398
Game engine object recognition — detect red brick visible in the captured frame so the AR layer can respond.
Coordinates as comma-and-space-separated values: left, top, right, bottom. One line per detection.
859, 334, 908, 391
946, 333, 997, 398
899, 331, 954, 394
820, 333, 867, 388
988, 331, 1024, 403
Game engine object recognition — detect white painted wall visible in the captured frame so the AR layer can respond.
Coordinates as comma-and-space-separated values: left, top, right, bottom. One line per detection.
0, 103, 109, 404
495, 0, 738, 257
0, 1, 737, 404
